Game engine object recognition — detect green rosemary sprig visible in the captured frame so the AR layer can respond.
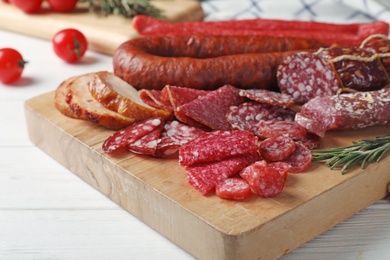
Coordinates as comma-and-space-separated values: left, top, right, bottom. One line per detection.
311, 135, 390, 174
82, 0, 163, 18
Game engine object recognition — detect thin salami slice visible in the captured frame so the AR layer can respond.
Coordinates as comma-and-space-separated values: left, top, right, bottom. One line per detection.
259, 120, 307, 140
154, 135, 181, 158
161, 85, 209, 110
102, 117, 164, 153
186, 152, 259, 195
239, 160, 285, 198
259, 135, 296, 162
268, 162, 290, 181
127, 123, 163, 155
176, 85, 244, 130
179, 130, 259, 166
173, 109, 210, 130
226, 102, 296, 136
296, 132, 321, 150
215, 178, 252, 201
239, 89, 295, 108
163, 120, 206, 146
138, 89, 167, 110
281, 142, 312, 173
277, 52, 341, 104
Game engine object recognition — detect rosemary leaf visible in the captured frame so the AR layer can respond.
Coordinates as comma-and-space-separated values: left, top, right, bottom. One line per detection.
311, 135, 390, 174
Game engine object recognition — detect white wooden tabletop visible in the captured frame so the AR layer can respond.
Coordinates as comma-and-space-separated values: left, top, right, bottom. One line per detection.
1, 28, 390, 260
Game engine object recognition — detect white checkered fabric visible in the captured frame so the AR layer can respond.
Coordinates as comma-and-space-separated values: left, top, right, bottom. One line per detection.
199, 0, 390, 25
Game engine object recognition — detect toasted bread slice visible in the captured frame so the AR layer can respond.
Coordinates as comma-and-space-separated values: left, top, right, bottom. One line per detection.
88, 71, 172, 120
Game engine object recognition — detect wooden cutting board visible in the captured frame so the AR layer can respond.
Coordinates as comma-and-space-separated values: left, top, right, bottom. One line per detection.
24, 91, 390, 259
0, 0, 203, 55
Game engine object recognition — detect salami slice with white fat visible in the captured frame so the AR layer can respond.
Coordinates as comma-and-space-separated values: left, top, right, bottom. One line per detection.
259, 120, 307, 140
259, 135, 296, 162
239, 89, 295, 108
163, 120, 206, 146
239, 160, 286, 198
281, 142, 312, 173
226, 102, 296, 137
138, 89, 167, 110
179, 130, 259, 166
102, 117, 164, 153
127, 123, 163, 155
215, 178, 252, 201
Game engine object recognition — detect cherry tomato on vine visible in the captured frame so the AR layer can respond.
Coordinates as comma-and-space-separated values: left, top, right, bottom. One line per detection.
47, 0, 78, 13
52, 29, 88, 63
0, 48, 27, 84
9, 0, 43, 13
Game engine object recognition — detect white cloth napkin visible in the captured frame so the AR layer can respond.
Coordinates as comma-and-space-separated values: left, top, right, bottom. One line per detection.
199, 0, 390, 26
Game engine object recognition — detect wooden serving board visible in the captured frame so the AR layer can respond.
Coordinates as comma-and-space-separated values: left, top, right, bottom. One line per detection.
24, 91, 390, 259
0, 0, 203, 55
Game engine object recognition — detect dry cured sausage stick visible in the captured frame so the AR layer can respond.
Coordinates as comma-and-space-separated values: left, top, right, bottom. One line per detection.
295, 88, 390, 137
132, 15, 389, 46
277, 45, 390, 103
113, 35, 326, 90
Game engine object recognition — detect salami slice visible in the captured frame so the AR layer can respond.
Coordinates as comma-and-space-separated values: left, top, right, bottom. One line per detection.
259, 120, 307, 140
163, 120, 206, 146
186, 152, 259, 195
277, 52, 341, 104
127, 123, 163, 155
281, 142, 312, 173
239, 160, 286, 198
176, 85, 244, 130
296, 132, 321, 150
179, 130, 259, 166
268, 162, 290, 181
295, 88, 390, 137
154, 135, 181, 158
215, 178, 252, 201
226, 102, 296, 136
259, 135, 296, 162
161, 85, 209, 110
238, 89, 295, 108
102, 117, 164, 153
138, 89, 168, 110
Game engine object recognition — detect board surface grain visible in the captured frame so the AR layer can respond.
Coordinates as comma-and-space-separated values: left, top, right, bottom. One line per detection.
0, 0, 203, 55
24, 91, 390, 259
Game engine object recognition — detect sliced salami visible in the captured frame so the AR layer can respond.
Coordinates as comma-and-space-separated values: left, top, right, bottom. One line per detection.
179, 130, 259, 166
259, 120, 307, 140
226, 102, 296, 137
295, 88, 390, 137
138, 89, 168, 110
176, 85, 244, 130
102, 117, 164, 153
259, 135, 296, 162
239, 160, 286, 198
277, 52, 341, 104
154, 135, 181, 158
281, 142, 312, 173
268, 162, 290, 181
161, 85, 209, 110
127, 123, 163, 155
215, 178, 252, 201
296, 132, 321, 150
163, 120, 206, 146
186, 152, 259, 195
238, 89, 295, 108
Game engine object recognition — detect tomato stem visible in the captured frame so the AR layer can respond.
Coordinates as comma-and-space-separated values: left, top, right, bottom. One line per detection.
74, 39, 81, 60
18, 59, 28, 68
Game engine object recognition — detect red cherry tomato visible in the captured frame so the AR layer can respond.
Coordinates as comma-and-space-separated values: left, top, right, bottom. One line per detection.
47, 0, 78, 12
9, 0, 43, 13
52, 29, 88, 63
0, 48, 27, 84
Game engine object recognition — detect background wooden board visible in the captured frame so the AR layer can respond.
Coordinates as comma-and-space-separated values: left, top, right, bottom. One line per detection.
0, 0, 204, 55
24, 91, 390, 259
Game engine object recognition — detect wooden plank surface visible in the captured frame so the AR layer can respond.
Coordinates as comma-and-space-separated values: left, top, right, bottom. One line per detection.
24, 91, 390, 259
0, 1, 204, 55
